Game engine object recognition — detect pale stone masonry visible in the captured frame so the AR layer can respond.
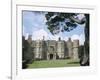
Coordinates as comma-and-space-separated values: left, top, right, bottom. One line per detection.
27, 35, 79, 60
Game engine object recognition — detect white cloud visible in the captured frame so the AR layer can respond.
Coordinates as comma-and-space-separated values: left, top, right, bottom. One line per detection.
71, 34, 85, 45
79, 34, 85, 45
51, 32, 65, 41
77, 14, 85, 20
24, 29, 85, 45
32, 29, 48, 40
31, 29, 64, 41
71, 34, 80, 41
53, 35, 60, 41
74, 14, 85, 21
24, 33, 29, 40
64, 37, 68, 41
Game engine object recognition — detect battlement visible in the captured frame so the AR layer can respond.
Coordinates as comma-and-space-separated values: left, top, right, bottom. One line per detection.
25, 35, 79, 60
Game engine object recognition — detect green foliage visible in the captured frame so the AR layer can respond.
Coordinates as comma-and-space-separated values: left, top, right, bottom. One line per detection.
45, 12, 80, 34
22, 36, 34, 68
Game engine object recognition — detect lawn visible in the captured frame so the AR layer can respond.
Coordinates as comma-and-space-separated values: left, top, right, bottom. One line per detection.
27, 59, 80, 69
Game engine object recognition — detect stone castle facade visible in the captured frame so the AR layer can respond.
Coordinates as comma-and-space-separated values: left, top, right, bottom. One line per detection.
27, 35, 79, 60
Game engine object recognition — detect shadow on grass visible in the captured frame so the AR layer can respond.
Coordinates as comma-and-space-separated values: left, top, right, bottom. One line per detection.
67, 61, 79, 64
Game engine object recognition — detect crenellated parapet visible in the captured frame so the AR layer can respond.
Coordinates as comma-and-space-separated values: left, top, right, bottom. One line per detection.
25, 36, 80, 60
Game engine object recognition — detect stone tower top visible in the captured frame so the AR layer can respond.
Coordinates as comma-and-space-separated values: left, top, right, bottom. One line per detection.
28, 35, 32, 44
68, 38, 71, 42
28, 35, 32, 39
43, 36, 45, 40
58, 37, 61, 41
73, 40, 79, 48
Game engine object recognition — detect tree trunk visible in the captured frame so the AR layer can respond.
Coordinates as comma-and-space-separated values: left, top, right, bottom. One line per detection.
80, 14, 89, 66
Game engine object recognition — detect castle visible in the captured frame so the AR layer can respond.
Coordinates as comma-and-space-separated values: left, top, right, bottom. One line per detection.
26, 35, 79, 60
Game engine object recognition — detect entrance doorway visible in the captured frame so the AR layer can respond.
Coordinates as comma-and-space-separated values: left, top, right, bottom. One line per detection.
50, 54, 53, 60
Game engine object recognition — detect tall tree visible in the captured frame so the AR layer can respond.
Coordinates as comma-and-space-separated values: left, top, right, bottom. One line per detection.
22, 36, 34, 69
45, 12, 89, 66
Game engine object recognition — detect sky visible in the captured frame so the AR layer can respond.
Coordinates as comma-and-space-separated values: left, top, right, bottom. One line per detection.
22, 11, 85, 45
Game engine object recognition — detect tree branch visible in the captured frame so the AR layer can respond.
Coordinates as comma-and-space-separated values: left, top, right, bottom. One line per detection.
70, 16, 86, 24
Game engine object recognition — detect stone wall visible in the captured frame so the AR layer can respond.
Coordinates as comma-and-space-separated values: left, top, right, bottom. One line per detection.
73, 40, 79, 59
57, 41, 64, 59
28, 37, 79, 60
67, 38, 73, 58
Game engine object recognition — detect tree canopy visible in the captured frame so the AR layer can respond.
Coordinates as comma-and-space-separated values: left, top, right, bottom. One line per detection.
45, 12, 87, 35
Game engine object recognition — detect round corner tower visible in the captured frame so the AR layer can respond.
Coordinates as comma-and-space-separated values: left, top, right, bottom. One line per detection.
67, 38, 73, 58
73, 40, 79, 59
27, 35, 32, 44
56, 37, 65, 59
34, 40, 43, 59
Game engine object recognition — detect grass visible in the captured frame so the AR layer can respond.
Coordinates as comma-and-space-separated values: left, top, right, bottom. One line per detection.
27, 59, 80, 69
